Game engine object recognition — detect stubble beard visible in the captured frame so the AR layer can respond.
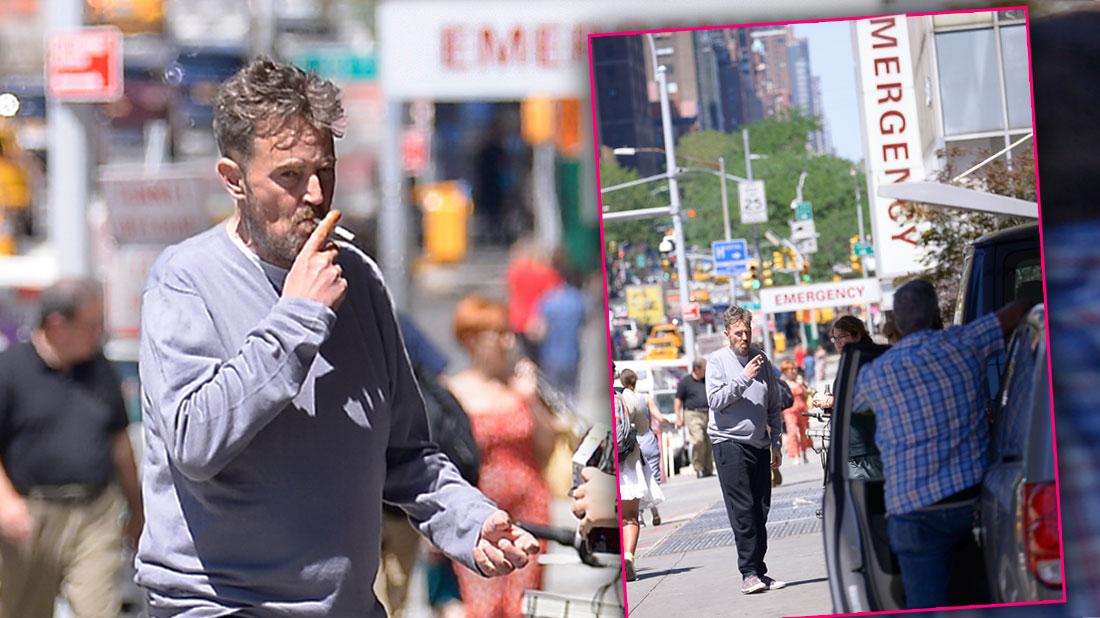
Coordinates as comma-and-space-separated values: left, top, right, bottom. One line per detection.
239, 189, 311, 268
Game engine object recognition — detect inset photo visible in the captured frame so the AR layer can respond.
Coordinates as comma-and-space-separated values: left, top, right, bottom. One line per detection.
593, 6, 1059, 616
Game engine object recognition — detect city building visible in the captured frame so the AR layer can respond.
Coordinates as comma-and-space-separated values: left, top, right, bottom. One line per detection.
853, 8, 1033, 280
591, 35, 662, 176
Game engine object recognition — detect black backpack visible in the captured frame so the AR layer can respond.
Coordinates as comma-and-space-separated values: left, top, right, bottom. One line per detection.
415, 365, 481, 486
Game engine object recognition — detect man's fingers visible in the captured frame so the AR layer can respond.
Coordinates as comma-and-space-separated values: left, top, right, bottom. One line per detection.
512, 528, 541, 555
580, 466, 598, 482
303, 209, 342, 254
473, 546, 500, 576
497, 538, 530, 569
478, 543, 515, 576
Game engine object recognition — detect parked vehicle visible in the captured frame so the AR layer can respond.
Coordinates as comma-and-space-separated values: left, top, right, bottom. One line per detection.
822, 221, 1053, 612
647, 324, 683, 350
612, 317, 642, 350
643, 336, 679, 361
980, 304, 1060, 602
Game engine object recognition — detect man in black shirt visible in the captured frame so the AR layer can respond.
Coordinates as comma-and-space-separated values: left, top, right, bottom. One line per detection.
0, 279, 143, 618
675, 358, 713, 478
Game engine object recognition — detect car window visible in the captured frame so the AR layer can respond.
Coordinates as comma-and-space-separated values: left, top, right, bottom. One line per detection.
654, 392, 675, 415
1005, 254, 1042, 303
994, 323, 1037, 460
841, 347, 888, 482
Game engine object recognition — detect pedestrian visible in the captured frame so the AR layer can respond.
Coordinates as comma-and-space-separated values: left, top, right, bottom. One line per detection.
616, 384, 663, 582
447, 293, 561, 618
793, 344, 806, 371
779, 361, 811, 465
135, 57, 538, 616
529, 251, 587, 400
506, 238, 561, 361
0, 279, 144, 618
705, 306, 786, 594
813, 344, 827, 383
812, 315, 873, 412
803, 350, 816, 389
674, 358, 713, 478
618, 368, 664, 526
852, 280, 1034, 609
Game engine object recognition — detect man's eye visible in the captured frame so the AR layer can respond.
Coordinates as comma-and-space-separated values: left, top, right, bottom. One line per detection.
281, 170, 301, 181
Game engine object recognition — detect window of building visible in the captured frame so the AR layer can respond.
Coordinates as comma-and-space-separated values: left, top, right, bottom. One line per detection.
1001, 25, 1032, 130
936, 28, 1001, 135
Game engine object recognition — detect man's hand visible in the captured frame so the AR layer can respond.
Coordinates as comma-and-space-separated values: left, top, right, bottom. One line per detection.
742, 354, 765, 380
996, 298, 1040, 336
571, 467, 618, 535
771, 447, 783, 469
474, 510, 541, 577
0, 495, 32, 545
812, 394, 834, 409
674, 415, 683, 430
284, 209, 348, 309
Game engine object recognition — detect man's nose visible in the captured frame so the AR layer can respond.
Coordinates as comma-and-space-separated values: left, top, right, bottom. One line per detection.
303, 173, 324, 205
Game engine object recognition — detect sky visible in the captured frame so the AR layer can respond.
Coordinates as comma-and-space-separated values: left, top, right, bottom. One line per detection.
792, 21, 864, 164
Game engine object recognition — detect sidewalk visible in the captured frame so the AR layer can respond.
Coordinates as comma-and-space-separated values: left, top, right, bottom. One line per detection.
626, 456, 831, 618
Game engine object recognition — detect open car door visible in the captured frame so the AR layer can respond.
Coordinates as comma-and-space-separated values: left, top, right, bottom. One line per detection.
822, 342, 904, 613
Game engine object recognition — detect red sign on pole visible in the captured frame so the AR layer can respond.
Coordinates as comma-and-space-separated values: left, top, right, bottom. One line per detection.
401, 129, 428, 175
47, 27, 123, 102
682, 302, 701, 322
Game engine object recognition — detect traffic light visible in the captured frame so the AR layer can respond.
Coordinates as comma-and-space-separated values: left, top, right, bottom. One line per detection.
661, 258, 671, 280
762, 260, 774, 287
772, 251, 784, 270
849, 236, 862, 273
742, 260, 762, 290
801, 259, 811, 283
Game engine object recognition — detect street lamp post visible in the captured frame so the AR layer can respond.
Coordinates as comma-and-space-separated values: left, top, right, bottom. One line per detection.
851, 167, 868, 275
743, 128, 773, 361
655, 65, 695, 364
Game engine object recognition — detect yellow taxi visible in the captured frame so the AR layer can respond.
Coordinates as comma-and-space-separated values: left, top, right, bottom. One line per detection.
643, 336, 681, 360
647, 324, 683, 350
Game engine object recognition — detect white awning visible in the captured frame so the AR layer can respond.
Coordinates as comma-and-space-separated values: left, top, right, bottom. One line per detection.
877, 181, 1038, 219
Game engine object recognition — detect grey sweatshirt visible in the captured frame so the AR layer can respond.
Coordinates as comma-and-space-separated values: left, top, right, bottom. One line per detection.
705, 345, 783, 450
135, 224, 497, 616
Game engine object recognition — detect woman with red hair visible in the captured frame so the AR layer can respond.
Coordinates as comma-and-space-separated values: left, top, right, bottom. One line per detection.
779, 360, 812, 464
447, 293, 558, 618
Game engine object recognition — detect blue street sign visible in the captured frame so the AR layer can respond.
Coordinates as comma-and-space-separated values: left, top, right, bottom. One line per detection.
713, 239, 748, 263
713, 239, 749, 277
714, 261, 748, 276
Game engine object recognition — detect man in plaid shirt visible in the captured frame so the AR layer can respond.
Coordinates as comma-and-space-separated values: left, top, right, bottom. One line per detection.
853, 279, 1034, 609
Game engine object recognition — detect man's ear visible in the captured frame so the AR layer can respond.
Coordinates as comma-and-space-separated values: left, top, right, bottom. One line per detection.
217, 157, 247, 201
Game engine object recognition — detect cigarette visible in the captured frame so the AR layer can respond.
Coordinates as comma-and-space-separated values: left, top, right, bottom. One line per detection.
314, 218, 356, 242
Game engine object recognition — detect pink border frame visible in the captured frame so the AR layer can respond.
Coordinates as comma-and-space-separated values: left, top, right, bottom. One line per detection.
586, 5, 1064, 617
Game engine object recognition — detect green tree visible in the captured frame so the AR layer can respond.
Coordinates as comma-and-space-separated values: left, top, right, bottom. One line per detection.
673, 112, 870, 284
897, 144, 1035, 321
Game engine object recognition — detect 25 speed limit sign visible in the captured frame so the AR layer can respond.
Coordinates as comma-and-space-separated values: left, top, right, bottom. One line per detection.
739, 180, 768, 224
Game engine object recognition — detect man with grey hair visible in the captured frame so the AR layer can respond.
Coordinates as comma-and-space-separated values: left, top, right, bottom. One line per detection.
853, 279, 1035, 609
136, 57, 538, 616
674, 356, 712, 478
706, 306, 785, 594
0, 279, 143, 617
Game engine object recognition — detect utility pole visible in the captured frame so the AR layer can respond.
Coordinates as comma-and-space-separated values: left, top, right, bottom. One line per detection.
743, 128, 772, 360
657, 65, 694, 364
46, 0, 92, 277
718, 156, 737, 308
853, 169, 868, 275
